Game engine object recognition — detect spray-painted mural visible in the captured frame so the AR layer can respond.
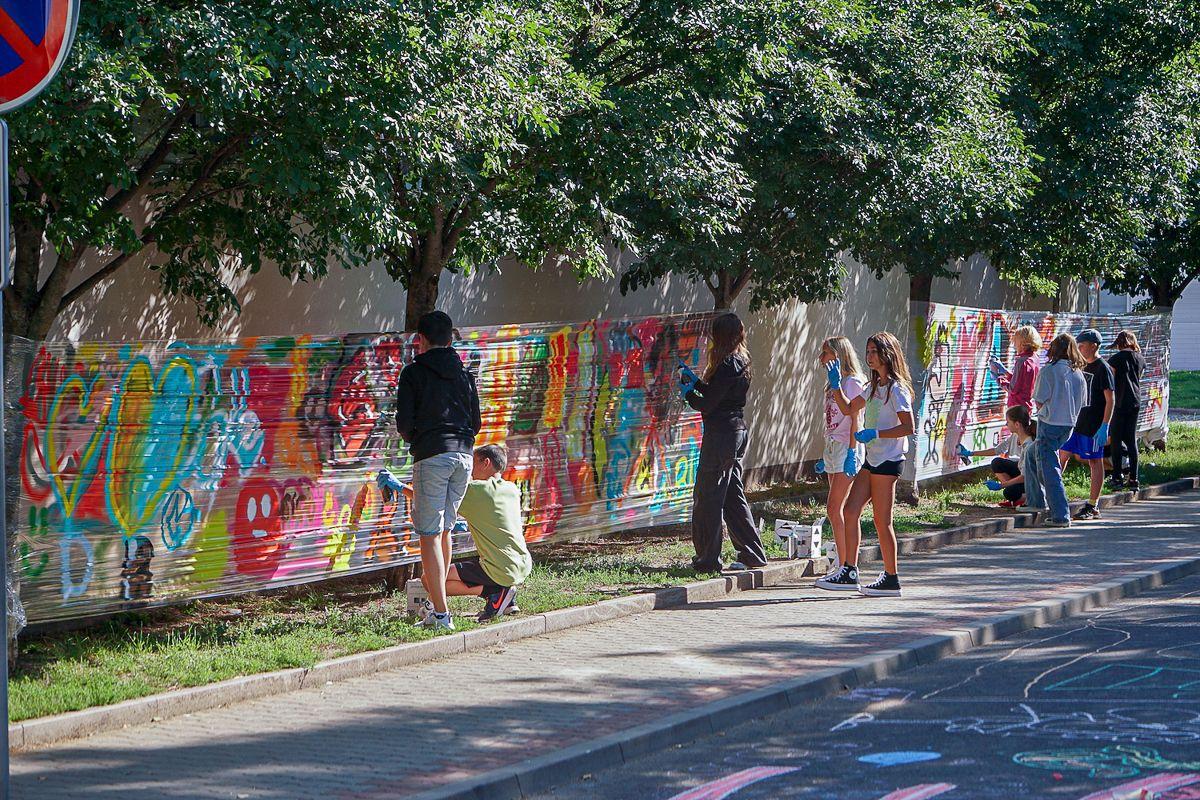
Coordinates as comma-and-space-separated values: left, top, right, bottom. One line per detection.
912, 303, 1171, 483
9, 313, 712, 626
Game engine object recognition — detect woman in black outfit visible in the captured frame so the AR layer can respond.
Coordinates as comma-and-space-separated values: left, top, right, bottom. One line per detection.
1108, 329, 1146, 489
680, 313, 768, 573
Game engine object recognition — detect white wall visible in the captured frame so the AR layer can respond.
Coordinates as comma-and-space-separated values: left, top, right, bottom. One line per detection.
1169, 283, 1200, 371
47, 252, 1061, 480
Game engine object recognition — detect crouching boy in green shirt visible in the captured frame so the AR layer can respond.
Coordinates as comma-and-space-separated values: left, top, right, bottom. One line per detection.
446, 444, 532, 621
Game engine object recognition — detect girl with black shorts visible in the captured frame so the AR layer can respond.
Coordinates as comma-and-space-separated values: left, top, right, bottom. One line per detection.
824, 332, 915, 596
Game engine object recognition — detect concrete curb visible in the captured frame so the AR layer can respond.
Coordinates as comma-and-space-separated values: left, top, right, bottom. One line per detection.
9, 556, 826, 752
13, 476, 1197, 753
856, 476, 1200, 564
405, 553, 1200, 800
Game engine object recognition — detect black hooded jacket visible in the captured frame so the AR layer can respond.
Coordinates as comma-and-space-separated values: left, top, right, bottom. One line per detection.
395, 347, 482, 463
685, 354, 750, 428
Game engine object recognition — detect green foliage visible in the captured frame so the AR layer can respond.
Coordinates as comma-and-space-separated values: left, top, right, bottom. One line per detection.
621, 0, 1038, 309
6, 0, 385, 339
324, 0, 791, 326
993, 0, 1200, 301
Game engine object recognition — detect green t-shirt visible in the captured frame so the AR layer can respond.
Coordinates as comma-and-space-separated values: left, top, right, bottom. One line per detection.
457, 476, 532, 587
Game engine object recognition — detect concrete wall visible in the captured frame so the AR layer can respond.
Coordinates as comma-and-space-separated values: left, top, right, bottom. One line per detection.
47, 252, 1071, 480
1169, 283, 1200, 371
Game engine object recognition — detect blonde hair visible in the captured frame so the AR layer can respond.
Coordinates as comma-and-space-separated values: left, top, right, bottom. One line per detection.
822, 336, 866, 388
866, 331, 913, 402
1047, 333, 1086, 370
704, 313, 751, 382
1014, 325, 1042, 353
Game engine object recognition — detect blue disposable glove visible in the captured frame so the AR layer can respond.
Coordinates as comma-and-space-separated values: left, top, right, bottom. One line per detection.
1095, 423, 1110, 445
814, 459, 826, 475
843, 448, 859, 477
958, 443, 973, 464
376, 469, 406, 501
986, 479, 1003, 491
678, 361, 700, 384
855, 429, 878, 444
825, 358, 842, 390
680, 378, 699, 399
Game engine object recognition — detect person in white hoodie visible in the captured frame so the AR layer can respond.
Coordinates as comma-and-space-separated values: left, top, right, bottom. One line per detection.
1030, 333, 1088, 527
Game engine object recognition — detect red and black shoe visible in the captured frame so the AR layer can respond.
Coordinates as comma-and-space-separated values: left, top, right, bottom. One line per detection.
478, 587, 517, 622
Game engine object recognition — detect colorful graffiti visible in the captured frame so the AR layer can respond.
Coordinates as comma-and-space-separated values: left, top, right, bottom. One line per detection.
9, 313, 711, 625
912, 303, 1171, 483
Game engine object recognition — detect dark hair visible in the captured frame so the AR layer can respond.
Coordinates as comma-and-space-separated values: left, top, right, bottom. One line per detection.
1005, 405, 1036, 438
866, 331, 913, 402
476, 443, 508, 473
704, 313, 751, 381
417, 311, 454, 347
1114, 330, 1140, 352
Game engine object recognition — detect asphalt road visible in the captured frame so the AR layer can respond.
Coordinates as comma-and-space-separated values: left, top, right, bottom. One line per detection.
535, 570, 1200, 800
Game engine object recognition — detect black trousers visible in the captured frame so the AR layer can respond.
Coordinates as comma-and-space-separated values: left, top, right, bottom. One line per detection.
691, 423, 767, 571
991, 457, 1024, 502
1111, 409, 1140, 482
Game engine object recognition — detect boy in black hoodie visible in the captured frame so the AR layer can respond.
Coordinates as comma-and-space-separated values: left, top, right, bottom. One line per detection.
395, 311, 482, 631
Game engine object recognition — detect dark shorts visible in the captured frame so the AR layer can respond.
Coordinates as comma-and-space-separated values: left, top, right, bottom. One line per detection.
864, 459, 903, 477
453, 558, 506, 596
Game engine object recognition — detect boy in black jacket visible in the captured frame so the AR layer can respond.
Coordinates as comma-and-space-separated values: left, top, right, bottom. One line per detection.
395, 311, 482, 631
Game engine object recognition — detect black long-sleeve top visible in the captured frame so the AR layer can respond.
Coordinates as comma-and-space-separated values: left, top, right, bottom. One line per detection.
685, 355, 750, 427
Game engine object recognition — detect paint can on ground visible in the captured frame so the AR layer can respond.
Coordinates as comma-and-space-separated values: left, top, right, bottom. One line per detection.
405, 579, 429, 618
774, 519, 823, 559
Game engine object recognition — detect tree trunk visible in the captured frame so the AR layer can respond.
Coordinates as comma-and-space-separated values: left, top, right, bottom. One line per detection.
707, 267, 752, 311
909, 273, 933, 304
404, 266, 442, 332
1149, 277, 1178, 310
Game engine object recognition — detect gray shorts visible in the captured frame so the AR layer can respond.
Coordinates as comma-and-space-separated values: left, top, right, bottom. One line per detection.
411, 451, 473, 536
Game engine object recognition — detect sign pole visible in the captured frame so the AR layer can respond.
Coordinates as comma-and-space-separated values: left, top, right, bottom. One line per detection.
1, 117, 9, 800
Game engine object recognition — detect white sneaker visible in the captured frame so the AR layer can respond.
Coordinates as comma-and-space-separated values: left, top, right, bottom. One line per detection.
413, 599, 436, 626
430, 612, 455, 631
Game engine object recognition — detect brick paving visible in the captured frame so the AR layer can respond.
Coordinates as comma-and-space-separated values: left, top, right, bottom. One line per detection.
12, 490, 1200, 800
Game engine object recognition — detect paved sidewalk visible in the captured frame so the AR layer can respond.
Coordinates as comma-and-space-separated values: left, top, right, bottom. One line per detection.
13, 491, 1200, 800
536, 558, 1200, 799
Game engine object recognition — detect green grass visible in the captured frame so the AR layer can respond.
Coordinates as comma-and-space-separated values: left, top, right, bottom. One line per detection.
10, 536, 782, 722
13, 422, 1200, 723
1172, 371, 1200, 409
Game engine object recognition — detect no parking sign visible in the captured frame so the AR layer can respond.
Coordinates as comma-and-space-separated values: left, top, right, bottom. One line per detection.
0, 0, 79, 113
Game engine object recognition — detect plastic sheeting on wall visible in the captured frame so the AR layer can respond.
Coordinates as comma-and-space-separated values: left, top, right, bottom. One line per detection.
9, 312, 713, 626
912, 303, 1171, 483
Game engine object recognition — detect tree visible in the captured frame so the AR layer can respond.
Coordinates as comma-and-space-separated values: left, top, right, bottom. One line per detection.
991, 0, 1200, 303
3, 0, 379, 342
331, 0, 784, 329
620, 0, 1037, 311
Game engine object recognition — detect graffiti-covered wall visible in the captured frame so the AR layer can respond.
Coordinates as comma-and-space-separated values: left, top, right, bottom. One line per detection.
912, 303, 1171, 482
11, 313, 712, 625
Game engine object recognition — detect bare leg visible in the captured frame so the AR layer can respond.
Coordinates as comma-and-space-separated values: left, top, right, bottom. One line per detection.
826, 472, 853, 567
445, 566, 485, 598
420, 532, 450, 614
841, 470, 873, 567
1087, 458, 1104, 504
870, 473, 900, 574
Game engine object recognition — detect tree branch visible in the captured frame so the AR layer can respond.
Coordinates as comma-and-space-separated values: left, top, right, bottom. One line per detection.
98, 105, 191, 219
58, 249, 143, 312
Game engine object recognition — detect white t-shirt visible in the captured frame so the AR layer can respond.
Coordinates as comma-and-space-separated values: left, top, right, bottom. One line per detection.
824, 376, 864, 445
995, 433, 1028, 461
863, 380, 913, 465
